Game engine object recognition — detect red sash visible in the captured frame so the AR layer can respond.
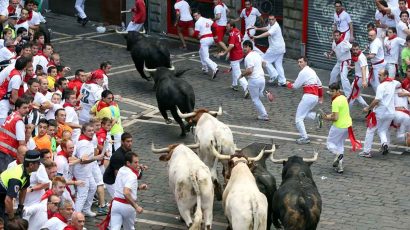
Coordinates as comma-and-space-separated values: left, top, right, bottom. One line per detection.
348, 76, 361, 102
369, 59, 385, 82
396, 108, 410, 116
348, 126, 362, 151
200, 33, 214, 40
302, 85, 319, 96
97, 197, 129, 230
366, 111, 377, 128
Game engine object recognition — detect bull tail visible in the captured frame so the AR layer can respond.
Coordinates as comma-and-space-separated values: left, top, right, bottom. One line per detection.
189, 171, 203, 230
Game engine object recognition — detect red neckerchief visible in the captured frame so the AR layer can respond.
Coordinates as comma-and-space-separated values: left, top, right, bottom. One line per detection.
176, 0, 181, 2
17, 18, 27, 24
40, 90, 48, 96
214, 1, 223, 8
351, 51, 362, 62
48, 60, 56, 67
388, 34, 397, 40
53, 212, 68, 224
41, 189, 54, 201
57, 150, 69, 159
27, 10, 33, 20
47, 210, 53, 219
244, 50, 253, 58
78, 134, 92, 141
127, 166, 140, 177
63, 102, 74, 108
335, 35, 344, 45
245, 7, 253, 17
96, 100, 110, 112
40, 53, 50, 62
24, 73, 33, 83
336, 9, 344, 17
64, 225, 76, 230
381, 77, 394, 83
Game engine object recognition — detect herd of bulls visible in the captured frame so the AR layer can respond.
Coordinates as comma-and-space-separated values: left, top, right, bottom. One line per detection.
125, 32, 322, 229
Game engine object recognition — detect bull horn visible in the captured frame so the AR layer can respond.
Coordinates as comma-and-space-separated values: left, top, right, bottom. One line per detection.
185, 142, 200, 149
264, 141, 276, 153
176, 106, 196, 119
210, 145, 231, 160
248, 147, 265, 162
270, 149, 288, 164
144, 62, 157, 72
151, 142, 169, 153
115, 27, 128, 34
209, 106, 223, 116
303, 149, 319, 163
168, 65, 175, 71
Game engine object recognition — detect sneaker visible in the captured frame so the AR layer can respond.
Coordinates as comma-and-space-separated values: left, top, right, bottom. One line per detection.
76, 16, 82, 23
278, 83, 287, 87
335, 161, 343, 174
201, 68, 208, 74
244, 89, 250, 99
265, 90, 274, 102
231, 85, 239, 91
81, 17, 89, 26
257, 115, 270, 121
381, 144, 389, 155
296, 137, 311, 144
98, 206, 108, 215
212, 68, 219, 79
332, 153, 343, 167
267, 78, 275, 83
316, 113, 323, 129
358, 151, 372, 158
84, 211, 97, 217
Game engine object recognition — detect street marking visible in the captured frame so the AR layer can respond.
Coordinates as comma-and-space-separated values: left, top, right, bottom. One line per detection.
51, 36, 74, 42
75, 30, 114, 37
85, 38, 127, 48
138, 218, 185, 229
52, 31, 72, 37
54, 38, 82, 44
85, 32, 117, 39
143, 210, 228, 227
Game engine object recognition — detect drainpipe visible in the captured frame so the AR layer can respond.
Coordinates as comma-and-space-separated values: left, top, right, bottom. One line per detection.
301, 0, 308, 56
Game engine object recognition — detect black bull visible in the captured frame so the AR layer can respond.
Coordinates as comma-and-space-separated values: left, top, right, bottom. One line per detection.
152, 67, 194, 137
126, 31, 173, 81
272, 156, 322, 230
239, 142, 279, 230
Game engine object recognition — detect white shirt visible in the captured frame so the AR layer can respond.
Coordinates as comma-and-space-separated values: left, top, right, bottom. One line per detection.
27, 137, 36, 150
45, 103, 62, 120
396, 20, 409, 40
114, 166, 138, 200
369, 38, 385, 64
354, 52, 369, 79
266, 22, 286, 54
64, 105, 80, 142
28, 11, 41, 26
244, 51, 264, 79
33, 92, 48, 105
375, 80, 398, 116
392, 7, 410, 24
292, 66, 322, 89
375, 10, 396, 28
384, 36, 406, 64
55, 154, 73, 181
332, 39, 352, 62
24, 164, 49, 206
41, 216, 67, 230
334, 10, 352, 32
0, 73, 22, 119
73, 139, 95, 179
78, 83, 103, 123
0, 47, 15, 62
214, 3, 228, 26
15, 20, 29, 33
174, 0, 192, 21
195, 17, 213, 37
240, 7, 261, 29
32, 54, 49, 73
394, 88, 409, 108
387, 0, 399, 8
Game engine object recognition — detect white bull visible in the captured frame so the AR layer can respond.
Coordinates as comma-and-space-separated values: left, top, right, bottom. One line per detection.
152, 143, 214, 230
178, 106, 236, 200
211, 144, 276, 230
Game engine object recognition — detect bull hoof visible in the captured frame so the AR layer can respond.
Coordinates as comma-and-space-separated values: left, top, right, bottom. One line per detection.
165, 119, 172, 124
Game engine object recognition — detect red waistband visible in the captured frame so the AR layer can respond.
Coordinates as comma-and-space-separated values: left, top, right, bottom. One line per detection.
113, 197, 129, 204
372, 59, 384, 65
303, 85, 319, 96
341, 28, 350, 33
200, 33, 213, 39
396, 108, 410, 115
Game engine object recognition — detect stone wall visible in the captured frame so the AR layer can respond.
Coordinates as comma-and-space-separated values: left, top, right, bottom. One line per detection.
282, 0, 303, 59
148, 0, 167, 33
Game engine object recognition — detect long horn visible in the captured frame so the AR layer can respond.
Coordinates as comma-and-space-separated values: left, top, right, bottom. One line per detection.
209, 106, 223, 116
151, 142, 169, 153
115, 27, 128, 34
210, 144, 230, 160
144, 62, 157, 72
303, 149, 319, 163
168, 65, 175, 71
248, 147, 265, 162
185, 142, 200, 149
176, 106, 196, 119
264, 142, 276, 153
270, 146, 287, 164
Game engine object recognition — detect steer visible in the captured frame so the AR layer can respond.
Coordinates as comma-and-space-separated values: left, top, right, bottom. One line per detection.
152, 143, 214, 230
240, 142, 279, 230
154, 67, 195, 137
177, 106, 235, 200
271, 151, 322, 230
211, 144, 271, 230
126, 31, 174, 81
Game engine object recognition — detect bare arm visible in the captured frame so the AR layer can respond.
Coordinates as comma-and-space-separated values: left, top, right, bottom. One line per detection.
253, 31, 270, 39
10, 89, 18, 104
361, 66, 368, 88
374, 0, 392, 14
324, 112, 339, 121
124, 187, 143, 213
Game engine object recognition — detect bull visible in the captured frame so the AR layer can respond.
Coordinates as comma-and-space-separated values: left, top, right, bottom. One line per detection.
211, 144, 273, 230
270, 151, 322, 230
153, 67, 195, 137
151, 143, 214, 230
177, 107, 235, 200
240, 142, 279, 230
126, 31, 174, 81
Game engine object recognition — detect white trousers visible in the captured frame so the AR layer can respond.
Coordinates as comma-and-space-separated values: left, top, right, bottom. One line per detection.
92, 162, 104, 186
348, 76, 368, 108
370, 62, 386, 93
106, 184, 115, 198
393, 111, 410, 143
75, 0, 86, 19
385, 63, 397, 78
113, 133, 122, 151
110, 201, 136, 230
295, 94, 318, 139
330, 60, 352, 97
126, 22, 144, 32
327, 125, 348, 154
230, 59, 248, 91
263, 51, 286, 84
75, 176, 97, 213
248, 77, 267, 117
199, 37, 217, 72
363, 114, 394, 152
23, 202, 48, 230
